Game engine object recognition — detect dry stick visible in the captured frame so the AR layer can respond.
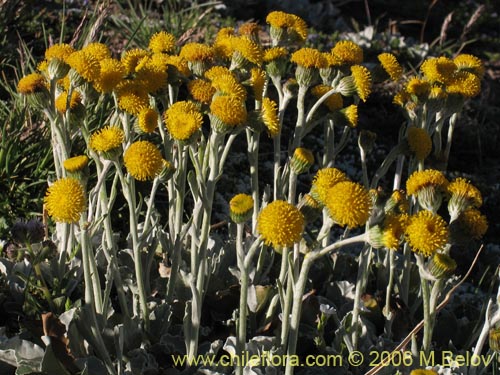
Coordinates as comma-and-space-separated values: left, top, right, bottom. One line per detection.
364, 244, 484, 375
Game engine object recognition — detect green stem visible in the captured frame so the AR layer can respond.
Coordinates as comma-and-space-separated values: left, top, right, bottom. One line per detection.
236, 223, 248, 375
290, 86, 308, 152
247, 129, 260, 234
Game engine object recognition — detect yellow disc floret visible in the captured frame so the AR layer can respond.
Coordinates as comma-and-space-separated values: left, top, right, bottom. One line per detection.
350, 65, 372, 102
89, 126, 125, 153
124, 140, 163, 181
331, 40, 363, 66
63, 155, 89, 173
405, 210, 448, 257
164, 101, 203, 142
261, 97, 280, 137
378, 52, 403, 81
407, 127, 432, 160
44, 178, 86, 223
229, 193, 254, 223
257, 200, 305, 248
310, 167, 349, 205
325, 181, 372, 228
149, 31, 176, 54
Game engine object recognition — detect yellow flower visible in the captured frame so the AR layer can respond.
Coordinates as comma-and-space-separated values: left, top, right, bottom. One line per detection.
63, 155, 89, 173
124, 141, 163, 181
266, 11, 294, 29
229, 194, 254, 223
428, 253, 457, 279
331, 40, 363, 66
406, 169, 448, 211
188, 79, 215, 104
263, 47, 289, 62
310, 167, 349, 205
45, 43, 75, 62
115, 80, 150, 115
204, 66, 233, 81
134, 55, 169, 93
382, 213, 407, 250
257, 200, 305, 248
393, 91, 410, 106
82, 42, 111, 60
350, 65, 372, 102
17, 73, 47, 94
325, 181, 372, 228
378, 53, 403, 81
210, 96, 247, 129
89, 126, 124, 153
163, 55, 191, 78
231, 36, 263, 66
290, 148, 314, 174
289, 14, 308, 42
407, 127, 432, 160
311, 85, 343, 111
343, 105, 358, 127
137, 107, 158, 133
66, 50, 101, 83
44, 178, 86, 223
121, 49, 149, 75
446, 71, 481, 98
55, 91, 82, 113
164, 101, 203, 142
210, 73, 247, 101
180, 43, 214, 62
456, 208, 488, 239
429, 85, 448, 101
405, 210, 448, 257
290, 48, 328, 69
94, 58, 125, 93
149, 31, 176, 54
453, 54, 484, 78
384, 189, 409, 214
261, 97, 280, 137
213, 27, 236, 60
420, 57, 456, 84
250, 68, 267, 101
447, 177, 482, 219
405, 76, 430, 96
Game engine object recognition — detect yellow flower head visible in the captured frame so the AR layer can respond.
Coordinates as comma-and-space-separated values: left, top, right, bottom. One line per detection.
164, 101, 203, 142
261, 97, 280, 137
213, 27, 236, 60
447, 177, 482, 219
45, 43, 75, 62
124, 141, 163, 181
405, 76, 431, 97
291, 48, 328, 69
149, 31, 176, 54
250, 68, 267, 101
82, 42, 111, 61
420, 57, 456, 84
290, 147, 314, 174
384, 189, 409, 214
446, 71, 481, 98
180, 43, 214, 62
428, 252, 457, 279
164, 55, 191, 78
266, 11, 307, 43
429, 85, 448, 101
406, 169, 448, 196
115, 80, 150, 115
407, 127, 432, 160
204, 66, 233, 81
89, 126, 124, 153
134, 55, 169, 93
311, 85, 343, 111
63, 155, 89, 173
310, 167, 349, 206
188, 79, 215, 104
17, 73, 47, 94
210, 96, 247, 129
44, 178, 86, 223
55, 91, 82, 113
231, 36, 263, 65
453, 54, 484, 78
331, 40, 363, 66
350, 65, 372, 102
325, 181, 372, 228
393, 91, 410, 107
289, 14, 308, 42
343, 105, 358, 127
66, 50, 101, 83
405, 210, 448, 257
121, 49, 149, 75
456, 208, 488, 239
238, 22, 261, 38
137, 107, 158, 133
266, 11, 294, 29
229, 193, 254, 223
257, 200, 305, 248
263, 47, 289, 62
210, 73, 247, 101
94, 58, 125, 93
378, 53, 403, 81
382, 213, 407, 250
